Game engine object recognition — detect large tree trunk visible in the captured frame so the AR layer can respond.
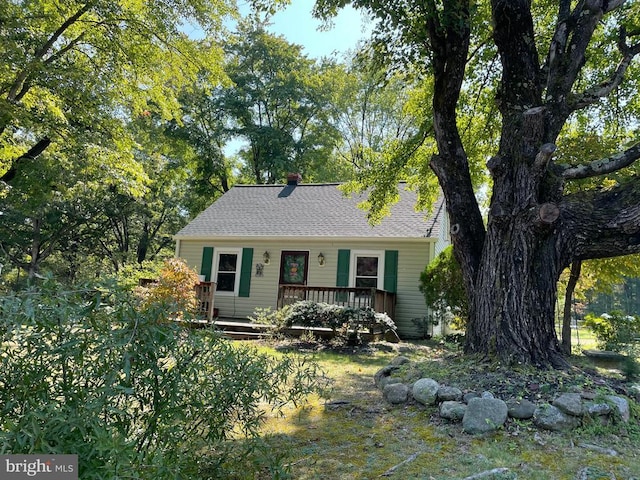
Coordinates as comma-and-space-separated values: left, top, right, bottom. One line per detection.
418, 0, 639, 367
468, 218, 566, 367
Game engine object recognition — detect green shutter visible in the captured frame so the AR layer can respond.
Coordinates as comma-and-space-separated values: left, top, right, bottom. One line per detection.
200, 247, 214, 282
384, 250, 398, 293
238, 248, 253, 297
336, 249, 350, 286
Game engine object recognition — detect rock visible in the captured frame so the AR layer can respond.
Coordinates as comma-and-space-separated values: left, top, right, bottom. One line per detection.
605, 395, 630, 422
481, 391, 495, 399
533, 404, 580, 432
374, 365, 398, 389
379, 376, 403, 389
585, 401, 611, 416
463, 392, 480, 404
437, 386, 463, 402
383, 383, 409, 404
390, 355, 411, 366
506, 398, 536, 419
553, 393, 584, 416
440, 401, 467, 421
575, 466, 616, 480
462, 397, 508, 434
412, 378, 440, 406
629, 384, 640, 402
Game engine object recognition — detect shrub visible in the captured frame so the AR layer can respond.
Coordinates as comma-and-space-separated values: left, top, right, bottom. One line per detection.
135, 257, 200, 318
583, 311, 640, 351
253, 301, 396, 343
584, 311, 640, 380
0, 280, 322, 478
419, 246, 468, 330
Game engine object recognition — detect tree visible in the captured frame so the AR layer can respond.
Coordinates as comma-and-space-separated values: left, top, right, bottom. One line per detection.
217, 19, 344, 184
316, 0, 640, 366
0, 0, 233, 184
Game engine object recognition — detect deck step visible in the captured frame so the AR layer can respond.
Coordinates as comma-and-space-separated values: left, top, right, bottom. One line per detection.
185, 318, 389, 342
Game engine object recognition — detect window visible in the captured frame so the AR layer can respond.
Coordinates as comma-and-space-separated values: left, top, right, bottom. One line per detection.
351, 251, 384, 289
214, 249, 241, 295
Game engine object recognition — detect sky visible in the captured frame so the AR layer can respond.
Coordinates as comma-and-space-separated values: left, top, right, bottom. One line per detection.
240, 0, 370, 59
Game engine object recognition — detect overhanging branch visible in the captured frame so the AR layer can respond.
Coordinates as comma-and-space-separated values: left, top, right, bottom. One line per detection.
1, 137, 52, 183
560, 142, 640, 180
568, 29, 640, 112
559, 178, 640, 264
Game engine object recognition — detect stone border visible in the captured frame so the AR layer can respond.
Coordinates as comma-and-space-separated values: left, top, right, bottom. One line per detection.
375, 356, 634, 435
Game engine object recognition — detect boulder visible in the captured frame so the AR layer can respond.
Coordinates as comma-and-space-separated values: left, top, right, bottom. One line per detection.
533, 404, 580, 432
383, 383, 409, 404
629, 384, 640, 402
462, 397, 508, 434
463, 392, 480, 404
390, 355, 411, 366
412, 378, 440, 406
374, 365, 398, 389
440, 401, 467, 421
605, 395, 630, 422
437, 386, 463, 402
585, 401, 611, 416
553, 393, 584, 416
379, 377, 403, 389
506, 398, 536, 419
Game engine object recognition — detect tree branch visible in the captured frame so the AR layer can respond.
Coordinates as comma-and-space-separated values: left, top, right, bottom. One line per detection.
427, 0, 485, 289
568, 29, 640, 111
1, 137, 52, 183
7, 2, 94, 102
560, 142, 640, 180
559, 179, 640, 265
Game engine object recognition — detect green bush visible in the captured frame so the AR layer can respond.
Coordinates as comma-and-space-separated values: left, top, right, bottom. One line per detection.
252, 301, 396, 343
584, 311, 640, 380
0, 280, 321, 478
419, 246, 468, 330
583, 311, 640, 351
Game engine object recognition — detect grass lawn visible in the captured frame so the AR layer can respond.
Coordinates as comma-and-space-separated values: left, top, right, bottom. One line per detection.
242, 338, 640, 480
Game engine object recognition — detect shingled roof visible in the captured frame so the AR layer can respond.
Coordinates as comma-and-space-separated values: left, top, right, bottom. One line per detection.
175, 182, 444, 239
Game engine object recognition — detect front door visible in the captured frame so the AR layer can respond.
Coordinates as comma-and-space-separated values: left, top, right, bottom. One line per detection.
279, 251, 309, 285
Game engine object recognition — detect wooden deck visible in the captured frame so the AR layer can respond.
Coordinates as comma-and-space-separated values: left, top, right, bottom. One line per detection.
277, 285, 396, 319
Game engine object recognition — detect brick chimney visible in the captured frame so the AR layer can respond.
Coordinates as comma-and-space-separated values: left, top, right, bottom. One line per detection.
286, 173, 302, 186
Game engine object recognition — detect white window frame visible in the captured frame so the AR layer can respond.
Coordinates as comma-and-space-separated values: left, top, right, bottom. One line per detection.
213, 247, 242, 296
349, 250, 385, 290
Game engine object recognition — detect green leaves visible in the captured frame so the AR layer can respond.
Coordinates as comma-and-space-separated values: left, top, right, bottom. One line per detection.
0, 281, 322, 477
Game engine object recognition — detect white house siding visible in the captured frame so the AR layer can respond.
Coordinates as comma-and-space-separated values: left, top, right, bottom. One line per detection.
434, 210, 450, 257
176, 238, 434, 339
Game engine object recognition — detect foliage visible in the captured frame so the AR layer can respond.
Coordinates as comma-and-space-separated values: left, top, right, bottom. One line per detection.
315, 0, 640, 366
134, 258, 200, 318
584, 311, 640, 352
251, 301, 396, 343
419, 246, 468, 330
0, 280, 322, 478
111, 258, 167, 292
215, 19, 345, 184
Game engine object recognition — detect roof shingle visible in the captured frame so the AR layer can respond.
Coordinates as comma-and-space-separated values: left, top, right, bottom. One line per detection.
175, 183, 443, 239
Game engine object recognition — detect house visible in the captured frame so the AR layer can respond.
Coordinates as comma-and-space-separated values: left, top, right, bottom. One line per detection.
174, 174, 449, 338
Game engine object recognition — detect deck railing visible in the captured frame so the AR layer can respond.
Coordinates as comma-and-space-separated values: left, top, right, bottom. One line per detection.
277, 285, 396, 319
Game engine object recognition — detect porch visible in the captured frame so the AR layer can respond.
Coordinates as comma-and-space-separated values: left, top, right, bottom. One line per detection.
277, 285, 396, 320
192, 283, 398, 341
